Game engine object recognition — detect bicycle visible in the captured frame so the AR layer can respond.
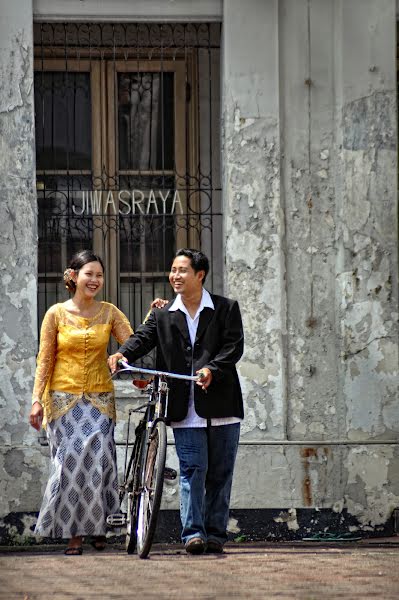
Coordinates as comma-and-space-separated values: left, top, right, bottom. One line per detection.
107, 359, 200, 558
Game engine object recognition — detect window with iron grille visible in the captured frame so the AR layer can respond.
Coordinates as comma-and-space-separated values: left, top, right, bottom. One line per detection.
33, 23, 222, 333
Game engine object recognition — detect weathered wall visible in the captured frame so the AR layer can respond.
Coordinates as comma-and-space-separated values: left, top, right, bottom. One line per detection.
223, 0, 287, 442
222, 0, 399, 530
0, 0, 46, 542
0, 0, 398, 543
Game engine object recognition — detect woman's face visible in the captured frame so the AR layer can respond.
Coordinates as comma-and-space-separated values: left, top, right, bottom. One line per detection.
73, 261, 104, 298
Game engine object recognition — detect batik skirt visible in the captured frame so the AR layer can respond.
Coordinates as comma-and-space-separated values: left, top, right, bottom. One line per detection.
35, 398, 119, 538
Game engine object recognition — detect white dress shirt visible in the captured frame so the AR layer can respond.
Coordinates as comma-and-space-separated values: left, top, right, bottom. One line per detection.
169, 288, 241, 429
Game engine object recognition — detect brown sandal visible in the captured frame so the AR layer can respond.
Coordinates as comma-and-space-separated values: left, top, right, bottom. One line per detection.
90, 536, 106, 551
64, 546, 83, 555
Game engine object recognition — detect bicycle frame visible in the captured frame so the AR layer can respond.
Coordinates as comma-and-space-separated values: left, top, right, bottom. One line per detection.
120, 377, 162, 502
108, 360, 200, 557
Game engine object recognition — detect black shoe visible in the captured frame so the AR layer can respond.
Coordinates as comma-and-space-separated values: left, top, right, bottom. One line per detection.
206, 540, 224, 554
185, 537, 206, 555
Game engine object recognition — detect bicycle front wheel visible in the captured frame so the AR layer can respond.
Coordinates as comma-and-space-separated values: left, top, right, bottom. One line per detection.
136, 420, 167, 558
124, 420, 147, 554
125, 437, 143, 555
126, 490, 138, 554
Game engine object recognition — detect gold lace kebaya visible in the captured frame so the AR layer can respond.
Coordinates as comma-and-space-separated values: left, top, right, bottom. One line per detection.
32, 302, 133, 426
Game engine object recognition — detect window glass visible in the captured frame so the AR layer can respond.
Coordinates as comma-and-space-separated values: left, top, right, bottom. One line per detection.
34, 72, 91, 170
118, 72, 174, 171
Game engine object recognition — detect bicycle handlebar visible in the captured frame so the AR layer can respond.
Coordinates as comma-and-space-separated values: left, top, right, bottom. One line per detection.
116, 359, 201, 382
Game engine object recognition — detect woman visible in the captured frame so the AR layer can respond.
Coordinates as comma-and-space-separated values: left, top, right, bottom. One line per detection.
29, 250, 133, 555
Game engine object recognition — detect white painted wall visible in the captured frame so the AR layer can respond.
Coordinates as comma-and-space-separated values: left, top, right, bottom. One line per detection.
33, 0, 223, 21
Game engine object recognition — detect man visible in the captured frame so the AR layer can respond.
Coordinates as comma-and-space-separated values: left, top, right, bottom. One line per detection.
108, 248, 244, 554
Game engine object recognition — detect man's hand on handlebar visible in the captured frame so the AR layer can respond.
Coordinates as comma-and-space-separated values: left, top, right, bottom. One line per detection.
108, 352, 126, 374
196, 367, 212, 391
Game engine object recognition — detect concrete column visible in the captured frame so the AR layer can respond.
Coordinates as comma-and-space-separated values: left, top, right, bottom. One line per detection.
279, 0, 340, 442
222, 0, 288, 441
334, 0, 399, 526
0, 0, 42, 534
335, 0, 398, 441
223, 0, 398, 530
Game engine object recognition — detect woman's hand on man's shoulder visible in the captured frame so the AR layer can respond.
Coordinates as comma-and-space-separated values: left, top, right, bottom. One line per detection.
150, 298, 168, 309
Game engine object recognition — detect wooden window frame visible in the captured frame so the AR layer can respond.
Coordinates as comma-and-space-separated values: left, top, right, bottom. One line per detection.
34, 55, 200, 311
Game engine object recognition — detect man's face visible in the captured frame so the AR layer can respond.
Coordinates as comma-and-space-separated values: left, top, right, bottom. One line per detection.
169, 256, 204, 296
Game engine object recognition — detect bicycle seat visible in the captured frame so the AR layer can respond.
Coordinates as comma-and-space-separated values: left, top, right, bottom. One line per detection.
132, 378, 152, 389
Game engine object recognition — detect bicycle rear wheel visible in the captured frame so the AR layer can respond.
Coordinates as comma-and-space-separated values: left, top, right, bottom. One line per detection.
136, 420, 167, 558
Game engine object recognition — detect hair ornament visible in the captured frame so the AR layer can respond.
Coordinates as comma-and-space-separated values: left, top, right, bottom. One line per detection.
63, 268, 74, 283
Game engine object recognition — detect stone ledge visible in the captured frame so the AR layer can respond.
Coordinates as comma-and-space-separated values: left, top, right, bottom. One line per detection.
0, 508, 395, 546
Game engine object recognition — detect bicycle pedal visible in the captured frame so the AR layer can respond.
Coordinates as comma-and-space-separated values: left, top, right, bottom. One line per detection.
164, 467, 177, 481
106, 513, 127, 527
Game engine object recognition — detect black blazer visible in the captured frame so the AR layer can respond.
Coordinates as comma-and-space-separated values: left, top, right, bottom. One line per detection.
118, 293, 244, 422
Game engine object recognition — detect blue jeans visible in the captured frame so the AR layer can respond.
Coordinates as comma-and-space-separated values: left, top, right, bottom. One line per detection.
173, 423, 240, 545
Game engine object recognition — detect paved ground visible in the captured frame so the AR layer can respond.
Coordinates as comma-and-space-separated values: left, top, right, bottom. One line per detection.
1, 540, 398, 600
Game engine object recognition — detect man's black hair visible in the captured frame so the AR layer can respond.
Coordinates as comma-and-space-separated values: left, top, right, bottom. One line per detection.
175, 248, 210, 284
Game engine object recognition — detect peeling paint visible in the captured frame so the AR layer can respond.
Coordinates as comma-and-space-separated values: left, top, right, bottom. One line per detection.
333, 500, 344, 513
343, 91, 396, 151
274, 508, 299, 531
226, 230, 262, 269
227, 517, 241, 534
345, 447, 399, 526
